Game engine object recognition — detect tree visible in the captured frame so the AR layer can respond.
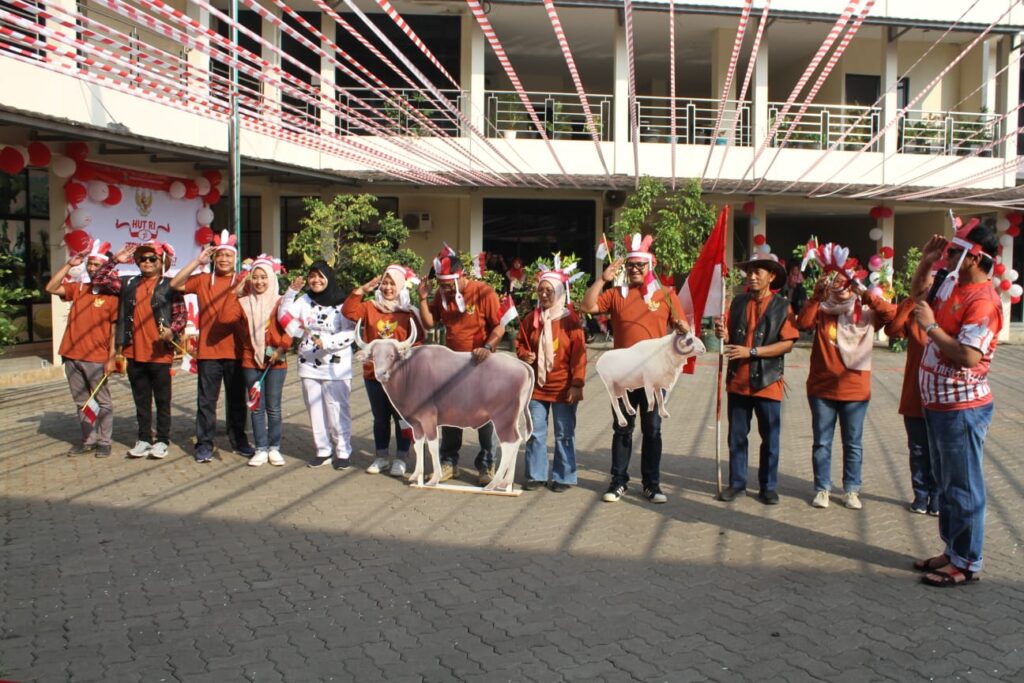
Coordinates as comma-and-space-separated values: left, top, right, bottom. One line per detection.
0, 250, 36, 352
286, 194, 423, 293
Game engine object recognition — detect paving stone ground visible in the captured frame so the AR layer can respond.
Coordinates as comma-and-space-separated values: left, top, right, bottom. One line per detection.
2, 342, 1023, 682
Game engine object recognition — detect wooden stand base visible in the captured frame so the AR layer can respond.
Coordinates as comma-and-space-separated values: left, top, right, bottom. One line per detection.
409, 482, 522, 497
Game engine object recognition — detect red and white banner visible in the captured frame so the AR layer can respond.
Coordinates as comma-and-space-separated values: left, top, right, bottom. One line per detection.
679, 205, 730, 374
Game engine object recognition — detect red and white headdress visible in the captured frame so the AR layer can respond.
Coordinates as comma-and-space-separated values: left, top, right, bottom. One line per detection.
248, 253, 285, 275
86, 239, 112, 262
432, 243, 466, 312
931, 213, 992, 303
622, 233, 659, 304
800, 240, 867, 288
537, 254, 587, 310
212, 229, 237, 253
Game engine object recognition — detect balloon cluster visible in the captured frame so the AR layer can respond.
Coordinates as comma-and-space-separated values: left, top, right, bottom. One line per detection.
869, 205, 893, 221
994, 212, 1022, 304
0, 141, 53, 175
752, 232, 771, 255
865, 247, 896, 301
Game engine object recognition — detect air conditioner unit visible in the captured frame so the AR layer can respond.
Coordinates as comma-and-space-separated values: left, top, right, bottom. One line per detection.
403, 212, 432, 233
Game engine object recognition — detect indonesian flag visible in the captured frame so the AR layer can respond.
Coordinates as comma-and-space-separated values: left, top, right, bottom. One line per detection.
398, 418, 414, 441
180, 351, 198, 375
472, 252, 487, 279
499, 293, 519, 327
679, 205, 729, 374
279, 309, 304, 338
247, 381, 262, 411
596, 234, 613, 261
81, 396, 100, 425
640, 268, 661, 305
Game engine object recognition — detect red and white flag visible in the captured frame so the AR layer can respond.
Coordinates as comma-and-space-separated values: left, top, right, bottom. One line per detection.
679, 205, 730, 374
499, 293, 519, 327
398, 418, 414, 442
595, 234, 613, 261
247, 382, 262, 411
278, 309, 304, 338
81, 396, 100, 425
180, 351, 198, 375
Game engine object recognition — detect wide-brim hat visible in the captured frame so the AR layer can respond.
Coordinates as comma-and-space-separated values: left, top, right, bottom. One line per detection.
737, 254, 787, 288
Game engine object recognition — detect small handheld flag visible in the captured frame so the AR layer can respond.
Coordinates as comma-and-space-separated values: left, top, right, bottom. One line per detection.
499, 293, 519, 327
247, 365, 273, 411
79, 373, 110, 425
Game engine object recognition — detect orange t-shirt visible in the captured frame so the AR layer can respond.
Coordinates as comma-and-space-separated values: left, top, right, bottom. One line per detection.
884, 298, 928, 418
797, 296, 896, 401
342, 294, 424, 380
59, 283, 117, 364
428, 279, 501, 352
726, 296, 800, 401
123, 276, 173, 364
238, 300, 292, 370
596, 286, 685, 349
515, 310, 587, 403
184, 273, 244, 360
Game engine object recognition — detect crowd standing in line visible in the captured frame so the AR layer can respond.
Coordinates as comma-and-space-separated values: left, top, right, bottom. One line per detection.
50, 224, 1005, 588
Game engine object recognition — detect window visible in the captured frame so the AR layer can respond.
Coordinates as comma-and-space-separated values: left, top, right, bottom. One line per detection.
211, 196, 261, 259
0, 168, 51, 343
280, 196, 310, 272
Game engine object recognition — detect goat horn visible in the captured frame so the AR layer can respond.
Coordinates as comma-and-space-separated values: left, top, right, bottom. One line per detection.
354, 320, 368, 349
399, 319, 418, 350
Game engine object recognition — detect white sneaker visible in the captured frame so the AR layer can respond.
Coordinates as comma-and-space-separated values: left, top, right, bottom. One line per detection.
249, 449, 269, 467
268, 448, 285, 466
812, 490, 830, 508
844, 492, 863, 510
366, 457, 389, 474
389, 460, 407, 477
128, 441, 151, 458
149, 442, 168, 459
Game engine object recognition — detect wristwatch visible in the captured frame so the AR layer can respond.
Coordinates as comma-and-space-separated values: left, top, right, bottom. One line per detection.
924, 322, 939, 336
483, 343, 495, 352
749, 346, 759, 358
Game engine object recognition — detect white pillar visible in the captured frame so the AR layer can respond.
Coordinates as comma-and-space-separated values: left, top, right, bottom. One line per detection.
752, 24, 769, 177
996, 34, 1020, 184
263, 6, 282, 120
46, 0, 77, 70
881, 31, 899, 180
613, 16, 630, 175
461, 12, 486, 137
261, 185, 280, 258
750, 203, 767, 258
320, 13, 334, 132
186, 3, 211, 98
981, 38, 997, 114
711, 28, 737, 137
463, 194, 484, 254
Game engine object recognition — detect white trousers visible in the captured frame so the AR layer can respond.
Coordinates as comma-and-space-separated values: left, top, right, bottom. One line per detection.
301, 378, 352, 460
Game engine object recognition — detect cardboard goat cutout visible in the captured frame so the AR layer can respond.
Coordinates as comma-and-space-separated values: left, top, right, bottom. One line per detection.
354, 321, 536, 493
596, 331, 706, 427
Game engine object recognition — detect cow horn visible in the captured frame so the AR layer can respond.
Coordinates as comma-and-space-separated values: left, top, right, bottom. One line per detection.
399, 319, 418, 350
354, 320, 368, 349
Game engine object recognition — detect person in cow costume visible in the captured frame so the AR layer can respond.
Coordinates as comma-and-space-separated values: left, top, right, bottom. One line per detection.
713, 252, 799, 505
45, 239, 125, 457
418, 246, 506, 485
909, 220, 1002, 587
581, 233, 690, 504
515, 256, 588, 492
344, 264, 425, 477
796, 242, 896, 510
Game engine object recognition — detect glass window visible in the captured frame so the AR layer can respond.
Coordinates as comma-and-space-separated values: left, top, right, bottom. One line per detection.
1, 169, 52, 342
211, 196, 261, 259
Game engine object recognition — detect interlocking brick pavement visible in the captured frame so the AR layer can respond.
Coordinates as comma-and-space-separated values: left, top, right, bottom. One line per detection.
2, 343, 1024, 681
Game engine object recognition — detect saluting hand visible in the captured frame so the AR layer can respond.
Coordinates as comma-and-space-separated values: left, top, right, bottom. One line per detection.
288, 275, 305, 292
112, 244, 136, 264
602, 258, 624, 283
197, 245, 216, 265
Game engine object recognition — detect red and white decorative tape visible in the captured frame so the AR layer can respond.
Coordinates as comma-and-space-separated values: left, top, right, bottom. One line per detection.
624, 0, 639, 186
701, 0, 753, 182
372, 0, 460, 90
669, 0, 677, 188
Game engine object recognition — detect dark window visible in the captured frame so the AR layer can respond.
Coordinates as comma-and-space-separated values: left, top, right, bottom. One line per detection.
845, 74, 881, 107
897, 77, 910, 110
213, 11, 263, 115
280, 11, 322, 132
211, 196, 261, 259
280, 196, 311, 272
1, 168, 51, 343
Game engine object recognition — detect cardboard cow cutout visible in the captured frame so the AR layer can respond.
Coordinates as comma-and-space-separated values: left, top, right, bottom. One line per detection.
354, 322, 535, 493
596, 331, 706, 427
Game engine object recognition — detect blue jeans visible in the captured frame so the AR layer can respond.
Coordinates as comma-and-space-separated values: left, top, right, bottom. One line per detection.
925, 403, 993, 573
809, 396, 868, 493
727, 393, 782, 492
904, 416, 937, 508
364, 377, 411, 456
610, 388, 662, 488
243, 367, 285, 450
525, 399, 578, 485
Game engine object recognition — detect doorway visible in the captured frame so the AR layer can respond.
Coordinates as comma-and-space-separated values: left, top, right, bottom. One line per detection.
482, 198, 596, 279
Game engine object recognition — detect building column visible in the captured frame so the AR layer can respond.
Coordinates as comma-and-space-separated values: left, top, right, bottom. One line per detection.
613, 15, 630, 175
711, 28, 738, 138
981, 38, 998, 115
461, 12, 486, 140
185, 3, 211, 98
462, 193, 484, 254
752, 23, 769, 176
881, 30, 899, 179
996, 34, 1020, 183
750, 203, 767, 258
320, 13, 334, 132
261, 185, 280, 258
263, 6, 282, 120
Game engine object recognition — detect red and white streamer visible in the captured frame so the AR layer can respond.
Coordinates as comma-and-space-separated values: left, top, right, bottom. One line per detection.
372, 0, 460, 90
623, 0, 639, 186
700, 0, 753, 182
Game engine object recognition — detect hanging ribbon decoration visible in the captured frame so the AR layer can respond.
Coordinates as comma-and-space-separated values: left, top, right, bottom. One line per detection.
624, 0, 640, 188
371, 0, 460, 90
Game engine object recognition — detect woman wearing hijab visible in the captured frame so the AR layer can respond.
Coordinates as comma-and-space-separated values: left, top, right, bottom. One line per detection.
796, 246, 895, 511
237, 256, 291, 467
279, 261, 356, 469
515, 262, 587, 492
343, 264, 424, 477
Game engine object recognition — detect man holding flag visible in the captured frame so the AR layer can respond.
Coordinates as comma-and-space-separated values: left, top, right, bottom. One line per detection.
582, 233, 689, 505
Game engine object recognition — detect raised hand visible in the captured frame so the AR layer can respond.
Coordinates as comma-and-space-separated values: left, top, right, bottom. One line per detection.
921, 235, 949, 265
289, 275, 305, 292
602, 258, 624, 283
112, 243, 136, 264
197, 245, 216, 265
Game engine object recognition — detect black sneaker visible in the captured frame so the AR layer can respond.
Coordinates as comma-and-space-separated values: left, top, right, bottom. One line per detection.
332, 457, 351, 470
307, 456, 332, 468
549, 482, 571, 493
522, 480, 545, 491
602, 482, 627, 503
66, 443, 95, 457
719, 486, 743, 502
757, 490, 780, 505
643, 485, 667, 504
233, 443, 256, 457
95, 445, 112, 458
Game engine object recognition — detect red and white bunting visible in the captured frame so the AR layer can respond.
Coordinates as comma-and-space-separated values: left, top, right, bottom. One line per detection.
372, 0, 460, 90
623, 0, 639, 186
700, 0, 752, 182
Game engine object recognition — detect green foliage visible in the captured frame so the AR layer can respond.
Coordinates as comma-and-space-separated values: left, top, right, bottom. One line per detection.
458, 251, 506, 295
0, 250, 36, 352
892, 246, 922, 301
286, 194, 423, 294
608, 176, 664, 250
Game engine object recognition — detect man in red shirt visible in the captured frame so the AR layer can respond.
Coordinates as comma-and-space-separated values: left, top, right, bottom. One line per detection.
910, 222, 1003, 588
581, 234, 690, 504
169, 230, 251, 463
45, 240, 121, 457
418, 250, 505, 485
713, 253, 799, 505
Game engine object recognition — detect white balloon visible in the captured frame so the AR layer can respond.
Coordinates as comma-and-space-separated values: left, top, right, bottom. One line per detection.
749, 216, 760, 227
1010, 284, 1023, 298
869, 271, 881, 285
195, 177, 211, 196
196, 207, 215, 226
868, 228, 883, 241
87, 180, 109, 203
759, 243, 771, 254
169, 181, 186, 199
69, 208, 92, 229
997, 217, 1011, 230
1007, 269, 1019, 282
1000, 234, 1014, 249
52, 155, 76, 178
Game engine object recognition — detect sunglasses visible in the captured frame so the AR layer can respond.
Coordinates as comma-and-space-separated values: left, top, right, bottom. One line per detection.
136, 255, 160, 263
624, 261, 648, 270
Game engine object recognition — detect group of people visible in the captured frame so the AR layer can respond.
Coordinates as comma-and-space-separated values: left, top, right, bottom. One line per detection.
51, 222, 1002, 588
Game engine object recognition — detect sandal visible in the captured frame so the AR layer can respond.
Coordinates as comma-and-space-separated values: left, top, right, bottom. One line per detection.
921, 565, 979, 588
912, 554, 949, 572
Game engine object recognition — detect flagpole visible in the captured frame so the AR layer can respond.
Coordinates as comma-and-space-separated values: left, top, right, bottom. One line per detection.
80, 374, 110, 412
714, 264, 727, 497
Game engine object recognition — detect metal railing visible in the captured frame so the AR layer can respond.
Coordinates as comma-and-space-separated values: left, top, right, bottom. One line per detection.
769, 103, 880, 151
485, 90, 613, 140
899, 109, 997, 156
634, 96, 751, 145
335, 88, 466, 136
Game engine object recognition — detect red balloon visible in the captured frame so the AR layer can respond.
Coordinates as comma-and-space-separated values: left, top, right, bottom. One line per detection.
65, 229, 91, 253
202, 170, 223, 187
65, 141, 89, 161
869, 207, 882, 220
184, 180, 199, 199
994, 263, 1007, 276
0, 146, 26, 175
882, 207, 894, 218
195, 226, 215, 246
1000, 279, 1012, 291
753, 234, 766, 246
1013, 295, 1022, 305
1007, 213, 1022, 226
64, 182, 87, 205
1007, 225, 1021, 238
741, 201, 755, 215
103, 185, 122, 206
75, 162, 96, 181
204, 188, 221, 205
27, 141, 51, 167
880, 246, 894, 259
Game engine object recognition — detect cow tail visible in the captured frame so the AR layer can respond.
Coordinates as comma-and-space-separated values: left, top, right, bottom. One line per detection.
520, 364, 535, 441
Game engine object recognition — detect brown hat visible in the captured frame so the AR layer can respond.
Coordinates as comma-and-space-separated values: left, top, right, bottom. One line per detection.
737, 253, 787, 288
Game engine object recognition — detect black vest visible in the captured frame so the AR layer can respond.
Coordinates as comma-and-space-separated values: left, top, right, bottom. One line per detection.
726, 292, 790, 391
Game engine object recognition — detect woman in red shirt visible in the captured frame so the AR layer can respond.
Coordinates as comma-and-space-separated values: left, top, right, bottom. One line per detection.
237, 257, 291, 467
344, 264, 423, 477
515, 265, 587, 492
